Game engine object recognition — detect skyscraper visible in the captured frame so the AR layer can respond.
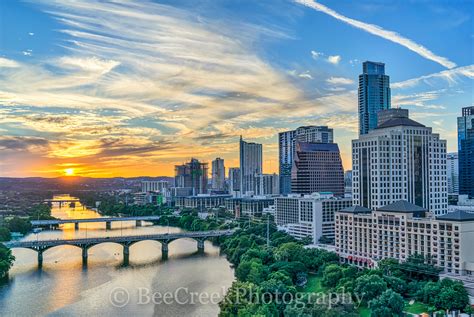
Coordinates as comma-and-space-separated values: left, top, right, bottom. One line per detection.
228, 167, 241, 197
211, 157, 225, 191
358, 61, 391, 135
447, 153, 459, 194
239, 136, 262, 196
291, 142, 344, 196
174, 158, 209, 195
279, 126, 334, 194
352, 109, 447, 214
458, 106, 474, 198
254, 173, 279, 196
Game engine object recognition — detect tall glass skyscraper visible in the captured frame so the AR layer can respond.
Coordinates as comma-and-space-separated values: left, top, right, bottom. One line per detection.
458, 106, 474, 198
239, 136, 262, 196
358, 61, 391, 135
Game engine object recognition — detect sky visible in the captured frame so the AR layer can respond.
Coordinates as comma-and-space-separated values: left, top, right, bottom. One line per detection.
0, 0, 473, 178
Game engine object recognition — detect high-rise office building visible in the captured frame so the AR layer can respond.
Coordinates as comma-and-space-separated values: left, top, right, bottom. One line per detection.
358, 61, 391, 135
254, 173, 279, 196
458, 106, 474, 198
228, 167, 241, 197
291, 142, 344, 196
447, 153, 459, 194
211, 158, 225, 191
239, 136, 262, 196
279, 126, 333, 194
352, 109, 448, 215
174, 158, 208, 195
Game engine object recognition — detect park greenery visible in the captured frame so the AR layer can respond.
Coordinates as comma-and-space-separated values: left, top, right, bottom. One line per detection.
216, 221, 472, 317
0, 204, 55, 241
0, 243, 15, 281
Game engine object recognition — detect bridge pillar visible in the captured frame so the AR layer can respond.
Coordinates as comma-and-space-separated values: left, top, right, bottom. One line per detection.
123, 245, 130, 266
75, 223, 79, 230
59, 202, 62, 208
136, 220, 142, 227
161, 242, 168, 260
197, 240, 205, 253
38, 250, 43, 268
82, 247, 88, 266
106, 221, 111, 230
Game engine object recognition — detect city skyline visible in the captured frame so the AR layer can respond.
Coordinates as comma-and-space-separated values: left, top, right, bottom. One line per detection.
0, 0, 473, 178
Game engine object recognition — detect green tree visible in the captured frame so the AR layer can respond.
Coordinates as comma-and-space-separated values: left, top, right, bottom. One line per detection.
247, 261, 268, 284
0, 227, 11, 242
284, 295, 358, 317
321, 264, 344, 288
274, 242, 305, 262
369, 289, 404, 317
384, 275, 408, 295
219, 281, 262, 316
0, 244, 15, 279
435, 279, 469, 312
7, 217, 32, 235
354, 274, 387, 302
303, 248, 339, 272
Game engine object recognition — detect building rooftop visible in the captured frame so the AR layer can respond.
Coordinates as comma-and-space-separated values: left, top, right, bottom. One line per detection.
376, 117, 425, 129
377, 200, 426, 214
339, 205, 372, 214
436, 210, 474, 222
296, 142, 340, 152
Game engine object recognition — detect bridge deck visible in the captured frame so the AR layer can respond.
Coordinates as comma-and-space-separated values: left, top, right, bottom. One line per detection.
31, 216, 162, 226
4, 230, 235, 248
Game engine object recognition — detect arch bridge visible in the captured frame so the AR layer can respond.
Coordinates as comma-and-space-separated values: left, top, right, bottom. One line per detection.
31, 216, 162, 230
4, 230, 234, 267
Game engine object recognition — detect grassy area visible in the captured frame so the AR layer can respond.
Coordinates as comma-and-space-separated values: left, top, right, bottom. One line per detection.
404, 301, 430, 314
358, 305, 371, 317
301, 274, 326, 293
299, 275, 432, 317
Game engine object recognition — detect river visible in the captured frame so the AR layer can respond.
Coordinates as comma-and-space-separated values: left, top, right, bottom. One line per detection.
0, 195, 235, 316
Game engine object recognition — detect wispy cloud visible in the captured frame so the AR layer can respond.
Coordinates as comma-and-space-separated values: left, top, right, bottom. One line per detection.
327, 55, 341, 65
0, 57, 20, 68
295, 0, 456, 69
311, 50, 323, 60
393, 64, 474, 89
327, 76, 353, 85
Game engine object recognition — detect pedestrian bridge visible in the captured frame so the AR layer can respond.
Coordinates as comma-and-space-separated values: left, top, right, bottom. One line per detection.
31, 216, 162, 230
5, 230, 234, 267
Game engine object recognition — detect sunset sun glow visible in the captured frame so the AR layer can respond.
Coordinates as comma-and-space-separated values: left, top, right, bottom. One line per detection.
64, 168, 75, 176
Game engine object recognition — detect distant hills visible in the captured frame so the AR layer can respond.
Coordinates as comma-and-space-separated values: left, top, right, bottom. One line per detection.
0, 176, 174, 191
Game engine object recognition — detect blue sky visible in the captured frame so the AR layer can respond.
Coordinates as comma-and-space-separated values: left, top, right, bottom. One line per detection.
0, 0, 473, 177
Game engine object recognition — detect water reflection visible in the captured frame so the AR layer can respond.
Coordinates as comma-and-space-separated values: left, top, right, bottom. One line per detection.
0, 195, 234, 316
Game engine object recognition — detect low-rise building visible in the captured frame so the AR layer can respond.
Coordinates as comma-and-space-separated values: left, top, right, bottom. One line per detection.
275, 192, 352, 243
133, 192, 164, 206
141, 180, 169, 193
240, 197, 274, 218
225, 196, 275, 218
175, 194, 232, 209
335, 200, 474, 276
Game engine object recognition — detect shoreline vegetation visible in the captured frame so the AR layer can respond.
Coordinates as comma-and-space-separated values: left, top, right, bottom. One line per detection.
1, 197, 472, 316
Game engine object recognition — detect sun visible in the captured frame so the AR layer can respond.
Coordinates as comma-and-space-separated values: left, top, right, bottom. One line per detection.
64, 168, 75, 176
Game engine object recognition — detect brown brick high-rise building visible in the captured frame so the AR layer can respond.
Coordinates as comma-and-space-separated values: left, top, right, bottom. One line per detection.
291, 142, 344, 196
